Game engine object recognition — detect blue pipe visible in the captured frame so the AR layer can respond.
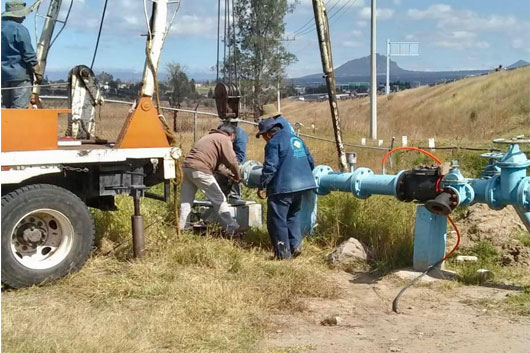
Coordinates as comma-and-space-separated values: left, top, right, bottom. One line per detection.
314, 166, 400, 199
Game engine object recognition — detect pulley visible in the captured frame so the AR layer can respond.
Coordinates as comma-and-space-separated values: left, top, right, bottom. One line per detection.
214, 82, 241, 120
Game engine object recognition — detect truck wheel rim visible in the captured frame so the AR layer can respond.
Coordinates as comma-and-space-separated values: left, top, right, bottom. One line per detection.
10, 209, 74, 270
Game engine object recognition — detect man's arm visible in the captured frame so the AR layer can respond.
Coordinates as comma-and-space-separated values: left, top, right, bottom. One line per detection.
219, 138, 241, 180
233, 127, 248, 163
259, 141, 279, 190
15, 26, 38, 68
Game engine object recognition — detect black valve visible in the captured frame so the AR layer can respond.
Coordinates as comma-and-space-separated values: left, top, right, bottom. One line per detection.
396, 166, 441, 203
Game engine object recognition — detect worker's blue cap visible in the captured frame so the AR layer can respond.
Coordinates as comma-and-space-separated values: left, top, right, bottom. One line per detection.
256, 118, 282, 138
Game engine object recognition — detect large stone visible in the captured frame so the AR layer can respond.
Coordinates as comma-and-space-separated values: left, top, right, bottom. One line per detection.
328, 237, 369, 265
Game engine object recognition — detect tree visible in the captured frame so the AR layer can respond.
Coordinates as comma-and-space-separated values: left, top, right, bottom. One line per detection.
166, 63, 192, 107
96, 71, 114, 85
233, 0, 297, 118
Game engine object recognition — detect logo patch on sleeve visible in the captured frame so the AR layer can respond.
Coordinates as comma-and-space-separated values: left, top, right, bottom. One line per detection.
290, 137, 306, 158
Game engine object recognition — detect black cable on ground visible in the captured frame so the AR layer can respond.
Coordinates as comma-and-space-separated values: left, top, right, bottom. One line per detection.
392, 215, 461, 314
90, 0, 109, 70
391, 259, 443, 313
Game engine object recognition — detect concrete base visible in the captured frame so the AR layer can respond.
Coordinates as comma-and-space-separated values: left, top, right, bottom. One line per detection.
393, 267, 457, 283
193, 200, 262, 229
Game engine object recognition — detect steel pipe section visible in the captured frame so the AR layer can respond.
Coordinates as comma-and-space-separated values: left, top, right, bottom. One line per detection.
313, 166, 402, 199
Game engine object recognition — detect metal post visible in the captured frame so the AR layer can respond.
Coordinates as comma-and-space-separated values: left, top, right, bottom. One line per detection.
131, 194, 145, 257
32, 0, 63, 98
413, 206, 447, 271
370, 0, 377, 140
386, 38, 390, 95
312, 0, 348, 171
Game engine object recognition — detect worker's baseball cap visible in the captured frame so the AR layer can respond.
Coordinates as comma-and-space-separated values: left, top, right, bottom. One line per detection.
256, 118, 282, 138
258, 104, 281, 120
2, 0, 28, 18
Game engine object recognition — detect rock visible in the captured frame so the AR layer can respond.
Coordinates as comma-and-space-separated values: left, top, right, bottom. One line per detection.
320, 316, 342, 326
390, 347, 401, 352
456, 255, 478, 263
328, 237, 368, 265
476, 269, 494, 282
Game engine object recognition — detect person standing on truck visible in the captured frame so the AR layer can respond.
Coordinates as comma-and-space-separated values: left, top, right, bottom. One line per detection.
1, 0, 42, 108
256, 117, 316, 259
179, 124, 246, 235
215, 121, 248, 205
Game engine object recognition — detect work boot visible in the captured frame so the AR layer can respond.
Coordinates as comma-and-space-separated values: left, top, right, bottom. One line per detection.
224, 225, 248, 238
292, 247, 302, 258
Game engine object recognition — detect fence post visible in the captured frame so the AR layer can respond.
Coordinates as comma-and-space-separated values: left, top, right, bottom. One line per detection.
193, 112, 197, 142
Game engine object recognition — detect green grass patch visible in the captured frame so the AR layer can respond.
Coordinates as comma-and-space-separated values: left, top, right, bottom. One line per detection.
506, 286, 530, 316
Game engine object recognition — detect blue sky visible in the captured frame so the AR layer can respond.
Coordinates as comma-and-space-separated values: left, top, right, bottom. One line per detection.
4, 0, 530, 79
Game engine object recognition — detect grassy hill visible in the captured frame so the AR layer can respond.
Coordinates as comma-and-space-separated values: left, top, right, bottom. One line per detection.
285, 66, 529, 142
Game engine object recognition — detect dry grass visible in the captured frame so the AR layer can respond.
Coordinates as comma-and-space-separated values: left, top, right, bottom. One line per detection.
2, 214, 340, 353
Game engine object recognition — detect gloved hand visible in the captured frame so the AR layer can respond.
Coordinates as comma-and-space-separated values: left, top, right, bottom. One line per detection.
32, 64, 43, 85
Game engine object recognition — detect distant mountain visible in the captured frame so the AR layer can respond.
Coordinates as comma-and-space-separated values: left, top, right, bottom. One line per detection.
507, 60, 530, 69
293, 55, 525, 86
300, 54, 411, 80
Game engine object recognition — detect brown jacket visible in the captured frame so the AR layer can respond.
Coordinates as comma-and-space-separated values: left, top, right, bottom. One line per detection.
182, 129, 241, 179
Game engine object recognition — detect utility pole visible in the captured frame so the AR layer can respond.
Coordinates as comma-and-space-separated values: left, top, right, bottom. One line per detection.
312, 0, 347, 171
386, 38, 390, 95
370, 0, 377, 140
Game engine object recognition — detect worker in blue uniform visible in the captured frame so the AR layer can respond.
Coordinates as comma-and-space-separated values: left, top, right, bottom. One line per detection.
215, 121, 248, 205
256, 117, 316, 259
1, 0, 42, 108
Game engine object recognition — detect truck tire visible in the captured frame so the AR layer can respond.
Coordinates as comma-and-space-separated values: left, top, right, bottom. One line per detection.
1, 184, 95, 288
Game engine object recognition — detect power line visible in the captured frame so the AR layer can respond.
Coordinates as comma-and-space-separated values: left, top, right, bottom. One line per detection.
294, 0, 359, 38
90, 0, 109, 70
290, 0, 342, 37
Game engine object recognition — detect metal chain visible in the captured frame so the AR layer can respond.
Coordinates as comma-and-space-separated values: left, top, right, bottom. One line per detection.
59, 165, 89, 173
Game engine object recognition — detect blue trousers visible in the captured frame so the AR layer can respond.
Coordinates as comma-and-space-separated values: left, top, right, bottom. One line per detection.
1, 80, 31, 108
267, 191, 304, 259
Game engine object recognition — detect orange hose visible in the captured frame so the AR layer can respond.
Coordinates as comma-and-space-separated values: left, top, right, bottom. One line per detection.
381, 146, 442, 173
443, 215, 461, 261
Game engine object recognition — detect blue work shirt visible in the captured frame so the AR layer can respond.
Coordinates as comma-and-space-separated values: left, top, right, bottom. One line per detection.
234, 125, 248, 163
259, 128, 316, 196
1, 19, 38, 83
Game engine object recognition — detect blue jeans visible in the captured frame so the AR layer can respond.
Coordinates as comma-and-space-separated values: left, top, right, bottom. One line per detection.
267, 191, 304, 259
1, 80, 31, 108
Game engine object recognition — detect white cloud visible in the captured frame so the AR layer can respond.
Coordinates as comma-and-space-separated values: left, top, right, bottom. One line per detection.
393, 0, 402, 5
351, 30, 362, 37
405, 34, 416, 41
435, 39, 489, 49
169, 15, 217, 38
407, 4, 519, 33
359, 7, 394, 20
407, 4, 451, 20
355, 20, 368, 28
342, 40, 362, 48
450, 31, 475, 40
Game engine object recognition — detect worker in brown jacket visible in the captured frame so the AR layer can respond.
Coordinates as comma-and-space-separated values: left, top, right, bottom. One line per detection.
178, 124, 245, 234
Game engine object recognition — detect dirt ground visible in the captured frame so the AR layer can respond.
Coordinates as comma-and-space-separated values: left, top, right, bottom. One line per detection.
457, 204, 530, 266
261, 271, 530, 353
